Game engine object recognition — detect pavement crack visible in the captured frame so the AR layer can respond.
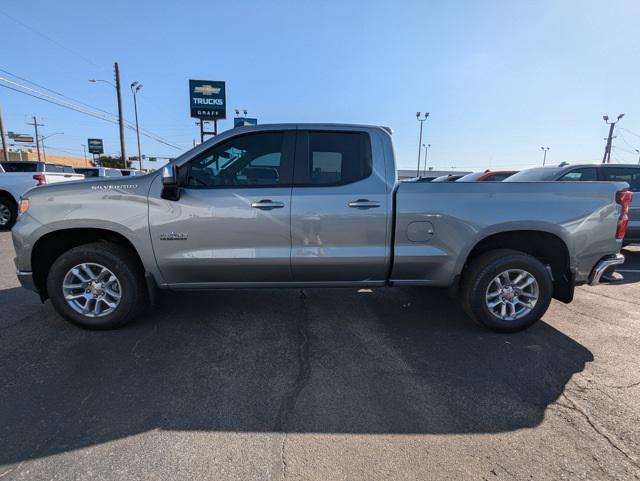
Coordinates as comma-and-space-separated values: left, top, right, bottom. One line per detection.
555, 392, 640, 471
274, 289, 311, 479
280, 432, 288, 480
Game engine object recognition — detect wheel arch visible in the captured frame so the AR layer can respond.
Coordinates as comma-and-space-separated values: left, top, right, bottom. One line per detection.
31, 227, 149, 300
461, 229, 573, 303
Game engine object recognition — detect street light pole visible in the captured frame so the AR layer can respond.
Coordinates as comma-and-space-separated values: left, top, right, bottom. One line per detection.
635, 148, 640, 165
540, 146, 550, 166
131, 81, 143, 171
416, 112, 429, 177
39, 132, 63, 162
602, 114, 624, 164
422, 143, 431, 176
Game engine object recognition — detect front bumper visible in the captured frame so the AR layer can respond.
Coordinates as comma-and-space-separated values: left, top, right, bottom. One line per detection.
16, 270, 37, 292
588, 254, 625, 286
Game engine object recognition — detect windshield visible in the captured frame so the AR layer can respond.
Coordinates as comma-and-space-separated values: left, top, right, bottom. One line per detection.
456, 172, 484, 182
1, 162, 38, 172
505, 167, 561, 181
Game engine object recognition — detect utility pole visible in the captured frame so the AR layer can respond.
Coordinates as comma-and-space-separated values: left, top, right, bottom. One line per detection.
416, 112, 429, 176
0, 106, 8, 161
27, 116, 44, 161
131, 81, 143, 170
422, 143, 431, 176
602, 114, 624, 164
540, 146, 550, 166
82, 144, 88, 166
114, 62, 126, 169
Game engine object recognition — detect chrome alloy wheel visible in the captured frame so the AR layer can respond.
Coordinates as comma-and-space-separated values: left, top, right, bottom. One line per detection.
485, 269, 539, 321
62, 263, 122, 317
0, 203, 11, 226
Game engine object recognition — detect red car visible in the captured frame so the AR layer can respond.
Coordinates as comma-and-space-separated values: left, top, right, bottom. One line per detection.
456, 170, 518, 182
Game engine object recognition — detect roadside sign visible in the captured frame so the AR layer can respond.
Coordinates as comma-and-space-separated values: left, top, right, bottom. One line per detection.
189, 80, 226, 120
234, 117, 258, 127
87, 138, 104, 155
13, 134, 34, 143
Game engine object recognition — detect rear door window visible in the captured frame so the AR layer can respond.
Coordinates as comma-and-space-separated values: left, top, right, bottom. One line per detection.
294, 131, 372, 186
601, 167, 640, 191
557, 168, 597, 181
45, 164, 64, 173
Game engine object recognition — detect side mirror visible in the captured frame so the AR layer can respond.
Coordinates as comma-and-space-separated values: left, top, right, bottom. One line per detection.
161, 164, 181, 201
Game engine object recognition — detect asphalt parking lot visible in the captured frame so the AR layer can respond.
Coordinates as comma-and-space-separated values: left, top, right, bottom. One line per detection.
1, 231, 639, 481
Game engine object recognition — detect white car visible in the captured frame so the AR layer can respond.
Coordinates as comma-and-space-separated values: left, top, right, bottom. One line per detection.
74, 167, 123, 178
0, 161, 85, 229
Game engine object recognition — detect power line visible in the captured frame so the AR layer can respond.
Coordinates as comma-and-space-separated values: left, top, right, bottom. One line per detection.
0, 9, 105, 71
0, 68, 119, 118
0, 80, 121, 123
620, 127, 640, 139
0, 78, 186, 150
1, 70, 184, 145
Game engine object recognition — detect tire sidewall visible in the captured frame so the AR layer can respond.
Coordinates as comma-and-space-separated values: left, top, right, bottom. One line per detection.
47, 245, 139, 329
469, 254, 553, 332
0, 196, 17, 230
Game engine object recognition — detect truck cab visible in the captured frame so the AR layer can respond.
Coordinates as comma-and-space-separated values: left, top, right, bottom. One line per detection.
150, 125, 393, 286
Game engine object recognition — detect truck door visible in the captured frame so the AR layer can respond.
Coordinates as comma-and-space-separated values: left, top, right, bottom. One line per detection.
290, 129, 390, 283
149, 130, 295, 285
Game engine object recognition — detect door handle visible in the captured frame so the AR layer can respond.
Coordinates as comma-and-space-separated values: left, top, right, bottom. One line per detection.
251, 199, 285, 210
348, 199, 381, 209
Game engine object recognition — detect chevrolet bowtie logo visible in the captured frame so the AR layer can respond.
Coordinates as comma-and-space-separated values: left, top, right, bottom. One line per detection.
194, 85, 221, 95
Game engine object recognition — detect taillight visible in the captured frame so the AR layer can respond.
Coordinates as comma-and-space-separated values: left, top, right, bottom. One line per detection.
616, 190, 633, 239
33, 174, 46, 186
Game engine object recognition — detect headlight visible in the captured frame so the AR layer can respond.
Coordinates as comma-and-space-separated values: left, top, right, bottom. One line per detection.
18, 198, 29, 215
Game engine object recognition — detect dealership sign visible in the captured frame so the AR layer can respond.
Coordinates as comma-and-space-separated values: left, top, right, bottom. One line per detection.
234, 117, 258, 127
87, 138, 104, 155
189, 80, 226, 120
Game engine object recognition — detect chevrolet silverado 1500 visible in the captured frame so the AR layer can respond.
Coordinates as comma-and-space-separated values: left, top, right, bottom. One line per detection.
11, 124, 631, 331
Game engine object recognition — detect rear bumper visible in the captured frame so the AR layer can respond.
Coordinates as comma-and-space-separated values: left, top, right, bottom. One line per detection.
16, 270, 38, 292
588, 254, 625, 286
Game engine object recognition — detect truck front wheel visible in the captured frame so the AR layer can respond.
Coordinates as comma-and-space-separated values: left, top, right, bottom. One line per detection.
47, 242, 146, 329
461, 249, 553, 332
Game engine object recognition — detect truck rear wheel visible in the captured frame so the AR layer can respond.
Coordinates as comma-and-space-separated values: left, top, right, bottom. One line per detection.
47, 242, 146, 329
0, 195, 17, 230
461, 249, 553, 332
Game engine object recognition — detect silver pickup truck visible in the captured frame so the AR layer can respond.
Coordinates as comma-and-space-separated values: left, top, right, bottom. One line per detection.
11, 124, 631, 332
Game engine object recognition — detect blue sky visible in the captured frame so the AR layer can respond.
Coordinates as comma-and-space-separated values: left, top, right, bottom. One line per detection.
1, 0, 639, 171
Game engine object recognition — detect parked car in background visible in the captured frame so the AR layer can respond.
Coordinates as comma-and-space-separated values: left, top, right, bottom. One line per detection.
1, 161, 76, 174
0, 163, 84, 229
74, 167, 123, 178
12, 123, 630, 333
456, 170, 518, 182
506, 163, 640, 244
431, 174, 465, 182
120, 169, 145, 176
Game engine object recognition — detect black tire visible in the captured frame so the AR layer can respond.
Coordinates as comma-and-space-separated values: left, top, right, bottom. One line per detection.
461, 249, 553, 333
47, 242, 146, 329
0, 195, 17, 231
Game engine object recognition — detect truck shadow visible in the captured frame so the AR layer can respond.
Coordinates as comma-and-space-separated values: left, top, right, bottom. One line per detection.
0, 286, 592, 465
